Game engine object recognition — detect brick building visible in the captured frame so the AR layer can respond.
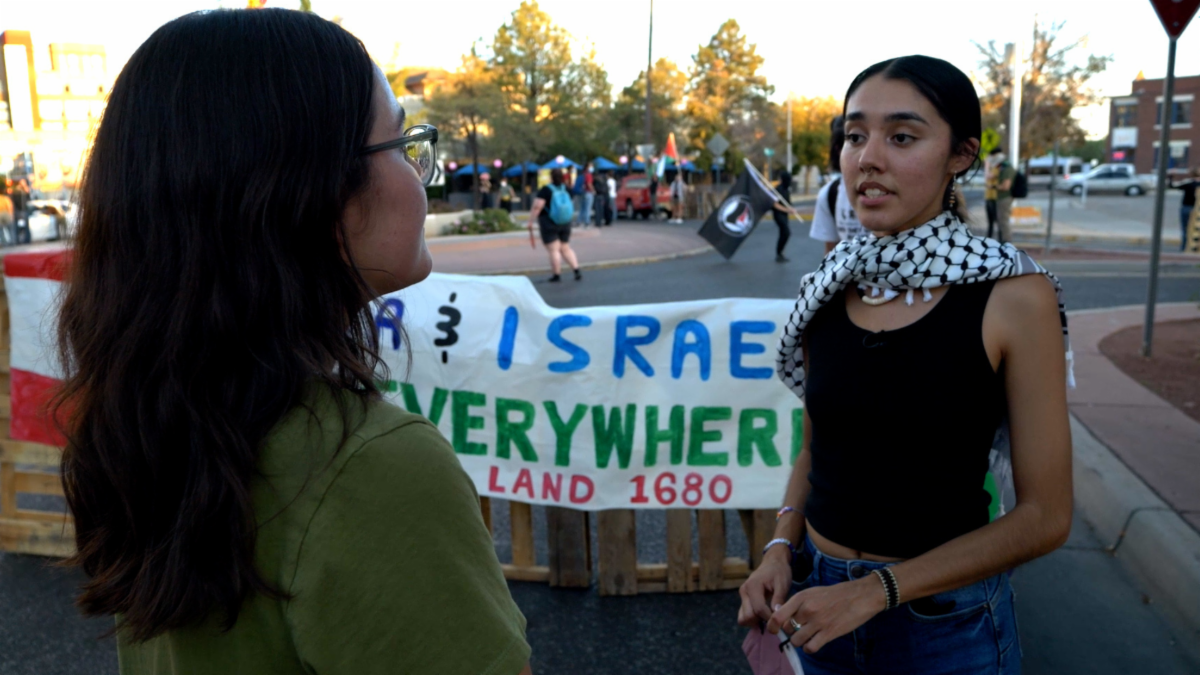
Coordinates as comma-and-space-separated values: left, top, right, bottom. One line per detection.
1108, 73, 1200, 175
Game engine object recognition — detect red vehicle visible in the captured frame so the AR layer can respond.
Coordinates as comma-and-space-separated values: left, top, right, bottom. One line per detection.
615, 175, 671, 219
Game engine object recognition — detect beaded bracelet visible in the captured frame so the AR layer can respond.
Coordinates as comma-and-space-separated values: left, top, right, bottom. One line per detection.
872, 568, 900, 610
762, 537, 796, 561
775, 506, 797, 521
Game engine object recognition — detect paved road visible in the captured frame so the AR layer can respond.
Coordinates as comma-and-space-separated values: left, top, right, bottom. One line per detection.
3, 220, 1198, 675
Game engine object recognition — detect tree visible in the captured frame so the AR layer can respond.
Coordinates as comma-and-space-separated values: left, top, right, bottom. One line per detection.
611, 58, 688, 158
780, 95, 841, 191
976, 21, 1112, 161
487, 0, 613, 160
425, 54, 505, 211
686, 19, 774, 171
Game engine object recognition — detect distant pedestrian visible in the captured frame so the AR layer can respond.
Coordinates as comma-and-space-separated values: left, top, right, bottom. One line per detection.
771, 169, 793, 262
605, 172, 617, 225
810, 116, 865, 253
648, 167, 660, 220
574, 162, 596, 227
498, 177, 515, 213
479, 172, 493, 210
989, 148, 1016, 243
669, 171, 686, 223
750, 55, 1073, 675
1170, 167, 1200, 251
528, 168, 582, 282
984, 153, 999, 238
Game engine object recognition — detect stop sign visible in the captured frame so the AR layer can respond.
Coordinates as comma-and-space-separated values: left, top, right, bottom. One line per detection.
1151, 0, 1200, 37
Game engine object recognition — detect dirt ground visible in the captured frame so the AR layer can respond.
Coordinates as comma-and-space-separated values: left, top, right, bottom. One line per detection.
1100, 318, 1200, 423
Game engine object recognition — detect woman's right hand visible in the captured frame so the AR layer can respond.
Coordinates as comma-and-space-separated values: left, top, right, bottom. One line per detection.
737, 547, 795, 627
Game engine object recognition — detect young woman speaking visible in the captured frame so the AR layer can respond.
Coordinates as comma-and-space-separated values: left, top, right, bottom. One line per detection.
739, 55, 1073, 675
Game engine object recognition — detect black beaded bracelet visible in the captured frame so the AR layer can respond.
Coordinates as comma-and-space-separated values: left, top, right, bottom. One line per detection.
872, 568, 900, 610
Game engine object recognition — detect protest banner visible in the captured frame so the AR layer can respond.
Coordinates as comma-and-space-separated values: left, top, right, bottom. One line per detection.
4, 251, 800, 512
377, 272, 800, 510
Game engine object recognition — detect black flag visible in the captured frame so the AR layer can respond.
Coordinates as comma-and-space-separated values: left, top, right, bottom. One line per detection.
697, 165, 781, 260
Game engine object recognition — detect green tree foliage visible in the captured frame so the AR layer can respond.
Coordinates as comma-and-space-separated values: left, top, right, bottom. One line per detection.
781, 95, 840, 171
611, 58, 688, 156
425, 54, 506, 211
686, 19, 774, 172
976, 21, 1112, 161
488, 1, 613, 160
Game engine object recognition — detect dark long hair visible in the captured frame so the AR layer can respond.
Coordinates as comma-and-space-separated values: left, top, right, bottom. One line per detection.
844, 55, 981, 220
54, 9, 383, 642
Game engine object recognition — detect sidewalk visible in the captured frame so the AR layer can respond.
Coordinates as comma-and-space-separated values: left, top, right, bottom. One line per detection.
427, 221, 711, 276
1068, 303, 1200, 635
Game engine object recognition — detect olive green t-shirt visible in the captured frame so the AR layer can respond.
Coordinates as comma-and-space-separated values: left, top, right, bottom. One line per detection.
118, 385, 529, 675
995, 163, 1017, 200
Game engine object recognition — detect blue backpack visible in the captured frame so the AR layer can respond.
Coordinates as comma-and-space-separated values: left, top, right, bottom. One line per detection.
548, 184, 574, 225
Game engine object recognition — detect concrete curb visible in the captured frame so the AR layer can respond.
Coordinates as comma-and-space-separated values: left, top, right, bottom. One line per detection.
1011, 232, 1185, 248
463, 245, 715, 277
1071, 414, 1200, 636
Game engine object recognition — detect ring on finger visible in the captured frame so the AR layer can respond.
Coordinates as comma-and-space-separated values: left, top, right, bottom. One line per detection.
788, 618, 802, 634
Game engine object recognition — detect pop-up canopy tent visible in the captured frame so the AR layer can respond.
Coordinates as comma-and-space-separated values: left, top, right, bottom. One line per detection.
452, 163, 490, 177
540, 157, 580, 170
591, 156, 620, 171
502, 161, 541, 177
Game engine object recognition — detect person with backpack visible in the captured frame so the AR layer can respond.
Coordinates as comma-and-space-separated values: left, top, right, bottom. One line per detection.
527, 168, 582, 282
810, 116, 866, 253
990, 148, 1017, 243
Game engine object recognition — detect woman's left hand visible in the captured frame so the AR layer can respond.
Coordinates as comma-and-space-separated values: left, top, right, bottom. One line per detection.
766, 577, 886, 654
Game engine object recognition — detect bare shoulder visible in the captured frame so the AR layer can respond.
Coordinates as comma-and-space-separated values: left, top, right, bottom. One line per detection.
989, 274, 1059, 322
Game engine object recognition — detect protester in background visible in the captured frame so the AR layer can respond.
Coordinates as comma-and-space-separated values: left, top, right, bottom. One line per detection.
1170, 166, 1200, 251
810, 116, 865, 253
498, 176, 515, 214
528, 168, 582, 282
745, 55, 1072, 675
771, 169, 793, 262
479, 171, 493, 210
984, 151, 999, 238
648, 166, 660, 220
54, 10, 531, 675
669, 171, 687, 223
593, 168, 609, 226
573, 162, 595, 227
990, 148, 1016, 243
605, 171, 617, 225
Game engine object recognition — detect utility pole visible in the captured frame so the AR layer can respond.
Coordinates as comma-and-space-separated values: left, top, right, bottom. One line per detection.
1144, 36, 1178, 356
1006, 41, 1023, 168
644, 0, 653, 144
1044, 138, 1059, 252
786, 96, 793, 176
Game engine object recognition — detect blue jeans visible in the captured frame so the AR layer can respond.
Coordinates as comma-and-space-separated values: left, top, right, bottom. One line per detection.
791, 535, 1021, 675
581, 192, 595, 226
1180, 206, 1193, 251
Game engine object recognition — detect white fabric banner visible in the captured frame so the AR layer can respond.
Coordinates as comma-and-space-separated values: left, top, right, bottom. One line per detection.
380, 273, 801, 510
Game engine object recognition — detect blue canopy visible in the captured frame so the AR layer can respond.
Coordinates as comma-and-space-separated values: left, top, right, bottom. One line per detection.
502, 161, 540, 177
591, 156, 620, 171
540, 157, 580, 170
628, 159, 646, 171
452, 163, 490, 177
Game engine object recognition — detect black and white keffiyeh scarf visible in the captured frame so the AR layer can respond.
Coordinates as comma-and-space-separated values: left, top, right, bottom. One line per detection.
775, 212, 1074, 514
776, 211, 1074, 399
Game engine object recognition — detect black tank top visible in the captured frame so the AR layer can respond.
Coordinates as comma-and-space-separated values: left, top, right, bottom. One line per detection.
804, 281, 1005, 559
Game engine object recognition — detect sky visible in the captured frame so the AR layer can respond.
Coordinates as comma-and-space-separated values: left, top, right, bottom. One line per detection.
6, 0, 1200, 139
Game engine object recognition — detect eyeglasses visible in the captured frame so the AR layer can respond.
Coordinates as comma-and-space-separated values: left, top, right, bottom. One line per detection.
360, 124, 439, 186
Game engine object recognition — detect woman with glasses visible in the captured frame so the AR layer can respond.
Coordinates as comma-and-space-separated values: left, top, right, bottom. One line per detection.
54, 10, 530, 675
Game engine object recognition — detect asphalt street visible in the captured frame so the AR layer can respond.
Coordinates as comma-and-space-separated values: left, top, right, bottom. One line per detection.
2, 219, 1198, 675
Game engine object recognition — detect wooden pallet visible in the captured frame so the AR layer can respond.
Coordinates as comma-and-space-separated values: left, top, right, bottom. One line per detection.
489, 497, 775, 595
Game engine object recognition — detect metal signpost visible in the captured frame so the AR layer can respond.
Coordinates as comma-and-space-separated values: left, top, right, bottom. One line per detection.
1044, 139, 1059, 252
707, 133, 730, 185
1144, 0, 1200, 357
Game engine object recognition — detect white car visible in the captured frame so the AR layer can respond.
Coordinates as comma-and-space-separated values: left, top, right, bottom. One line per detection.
25, 200, 73, 242
1057, 163, 1154, 196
